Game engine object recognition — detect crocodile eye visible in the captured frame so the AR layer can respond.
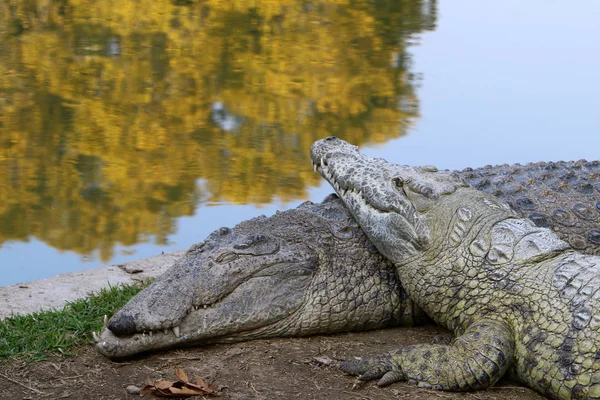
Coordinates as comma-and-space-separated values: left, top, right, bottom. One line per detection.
392, 177, 404, 189
234, 234, 267, 250
233, 234, 280, 255
215, 252, 239, 263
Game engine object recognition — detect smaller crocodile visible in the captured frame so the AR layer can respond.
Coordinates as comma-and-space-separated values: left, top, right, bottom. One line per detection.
95, 194, 418, 358
311, 137, 600, 400
96, 157, 600, 360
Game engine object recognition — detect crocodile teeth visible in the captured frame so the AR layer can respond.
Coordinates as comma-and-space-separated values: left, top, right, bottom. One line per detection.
173, 326, 180, 338
149, 331, 153, 337
92, 331, 100, 342
203, 304, 208, 309
164, 329, 168, 335
313, 163, 317, 172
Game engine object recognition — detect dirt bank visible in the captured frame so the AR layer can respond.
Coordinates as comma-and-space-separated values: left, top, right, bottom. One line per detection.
1, 325, 545, 400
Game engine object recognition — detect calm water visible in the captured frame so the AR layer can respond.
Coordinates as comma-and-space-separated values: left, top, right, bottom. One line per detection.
0, 0, 599, 286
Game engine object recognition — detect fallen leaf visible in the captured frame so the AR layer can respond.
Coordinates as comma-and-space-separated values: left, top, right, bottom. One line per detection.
159, 380, 179, 390
174, 368, 189, 383
170, 386, 201, 395
140, 385, 154, 396
191, 376, 217, 393
140, 368, 218, 397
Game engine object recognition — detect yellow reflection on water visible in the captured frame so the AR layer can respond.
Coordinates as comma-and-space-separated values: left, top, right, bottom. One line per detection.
0, 0, 436, 259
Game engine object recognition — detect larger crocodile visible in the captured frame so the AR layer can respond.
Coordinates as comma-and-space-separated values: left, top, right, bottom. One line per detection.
96, 158, 600, 360
311, 137, 600, 400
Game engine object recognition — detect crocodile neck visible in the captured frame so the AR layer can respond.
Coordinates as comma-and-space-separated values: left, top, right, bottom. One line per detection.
394, 188, 569, 332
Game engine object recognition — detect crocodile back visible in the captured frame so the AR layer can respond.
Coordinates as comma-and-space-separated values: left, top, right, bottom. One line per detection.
458, 160, 600, 256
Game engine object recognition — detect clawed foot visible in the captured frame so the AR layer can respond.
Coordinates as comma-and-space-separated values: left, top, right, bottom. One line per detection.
339, 353, 405, 387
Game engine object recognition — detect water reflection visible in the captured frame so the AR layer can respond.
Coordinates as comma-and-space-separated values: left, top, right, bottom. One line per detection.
0, 0, 436, 262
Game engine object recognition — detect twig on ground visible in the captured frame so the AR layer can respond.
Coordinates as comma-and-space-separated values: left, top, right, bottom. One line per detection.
0, 371, 45, 395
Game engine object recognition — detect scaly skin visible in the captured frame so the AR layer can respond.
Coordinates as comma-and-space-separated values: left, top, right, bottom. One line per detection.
95, 194, 418, 358
96, 158, 600, 359
460, 161, 600, 256
311, 137, 600, 400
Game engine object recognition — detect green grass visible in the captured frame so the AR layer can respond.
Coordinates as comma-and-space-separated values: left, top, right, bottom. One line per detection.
0, 282, 148, 361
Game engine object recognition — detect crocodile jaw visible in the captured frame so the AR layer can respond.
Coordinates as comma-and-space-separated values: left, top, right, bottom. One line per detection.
95, 260, 313, 358
310, 136, 466, 263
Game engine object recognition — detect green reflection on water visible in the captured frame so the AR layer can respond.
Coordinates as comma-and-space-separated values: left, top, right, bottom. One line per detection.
0, 0, 437, 260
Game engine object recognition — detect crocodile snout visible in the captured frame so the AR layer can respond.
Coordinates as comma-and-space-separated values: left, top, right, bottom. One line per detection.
107, 312, 137, 336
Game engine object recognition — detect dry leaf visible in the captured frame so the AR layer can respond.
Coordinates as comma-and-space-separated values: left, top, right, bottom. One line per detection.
193, 376, 217, 393
170, 386, 201, 395
140, 385, 154, 396
174, 368, 189, 383
155, 380, 176, 390
140, 368, 218, 397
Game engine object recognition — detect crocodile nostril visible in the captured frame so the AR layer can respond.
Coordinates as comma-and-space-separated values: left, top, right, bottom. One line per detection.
218, 227, 231, 236
324, 136, 339, 142
108, 313, 138, 336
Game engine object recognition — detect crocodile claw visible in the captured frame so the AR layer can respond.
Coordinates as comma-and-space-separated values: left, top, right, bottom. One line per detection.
340, 354, 405, 386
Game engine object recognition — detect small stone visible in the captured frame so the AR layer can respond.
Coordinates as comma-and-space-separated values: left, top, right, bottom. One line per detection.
119, 263, 144, 274
125, 385, 141, 395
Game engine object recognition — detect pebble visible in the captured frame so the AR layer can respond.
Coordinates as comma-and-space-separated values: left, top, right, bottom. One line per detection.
125, 385, 141, 395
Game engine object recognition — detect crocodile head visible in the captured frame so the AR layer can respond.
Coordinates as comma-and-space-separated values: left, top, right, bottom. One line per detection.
95, 194, 411, 358
310, 136, 472, 263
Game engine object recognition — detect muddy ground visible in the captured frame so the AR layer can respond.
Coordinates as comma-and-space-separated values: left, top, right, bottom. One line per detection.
1, 325, 546, 400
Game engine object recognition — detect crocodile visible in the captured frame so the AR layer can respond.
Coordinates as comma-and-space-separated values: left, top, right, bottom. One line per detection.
95, 158, 600, 361
95, 193, 419, 358
311, 136, 600, 400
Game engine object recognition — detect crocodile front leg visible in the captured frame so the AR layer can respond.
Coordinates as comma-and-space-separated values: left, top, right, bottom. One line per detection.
340, 319, 515, 390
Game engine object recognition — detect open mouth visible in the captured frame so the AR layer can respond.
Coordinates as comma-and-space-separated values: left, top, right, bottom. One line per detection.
313, 159, 357, 200
312, 158, 399, 216
311, 154, 427, 254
